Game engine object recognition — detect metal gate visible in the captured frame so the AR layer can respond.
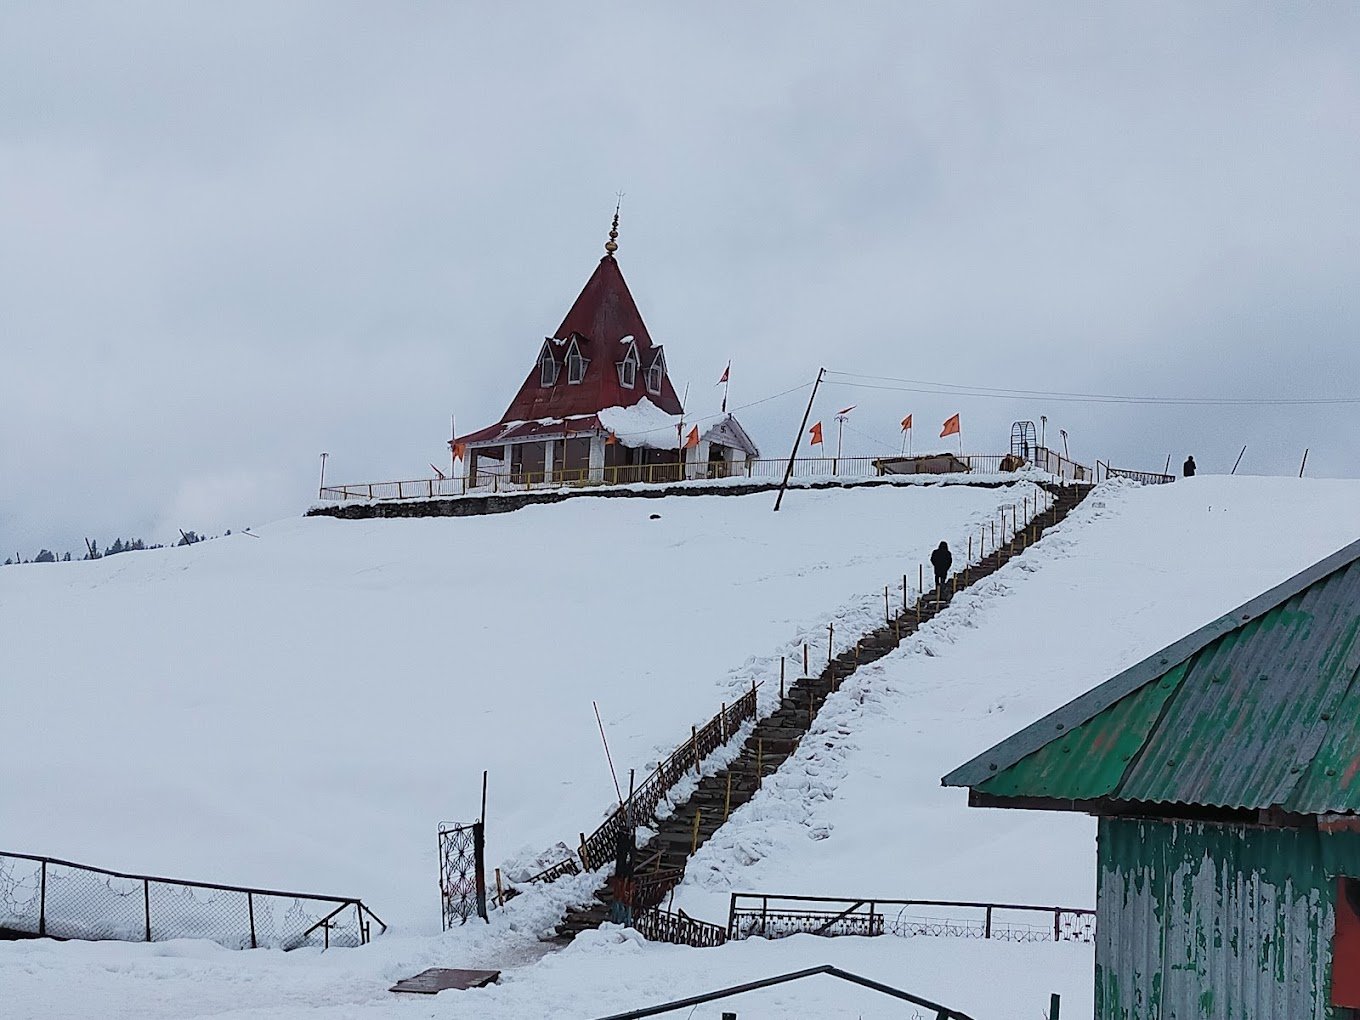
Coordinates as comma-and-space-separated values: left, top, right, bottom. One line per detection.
438, 821, 486, 928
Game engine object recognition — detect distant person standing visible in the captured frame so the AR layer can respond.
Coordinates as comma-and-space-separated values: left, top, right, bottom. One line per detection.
931, 541, 953, 592
1183, 455, 1197, 478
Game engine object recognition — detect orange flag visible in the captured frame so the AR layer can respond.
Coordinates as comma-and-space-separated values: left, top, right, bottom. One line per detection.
684, 425, 700, 448
940, 414, 960, 439
809, 421, 824, 445
451, 441, 467, 461
901, 414, 912, 431
605, 433, 618, 445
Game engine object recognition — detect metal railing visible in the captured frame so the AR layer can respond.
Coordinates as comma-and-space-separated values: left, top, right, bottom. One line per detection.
318, 451, 1083, 502
1099, 463, 1175, 485
519, 685, 760, 893
633, 905, 728, 948
590, 964, 978, 1020
576, 684, 761, 872
727, 893, 1095, 945
1031, 446, 1092, 482
0, 850, 386, 951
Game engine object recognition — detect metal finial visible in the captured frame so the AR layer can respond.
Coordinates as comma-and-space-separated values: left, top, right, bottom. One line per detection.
605, 195, 622, 255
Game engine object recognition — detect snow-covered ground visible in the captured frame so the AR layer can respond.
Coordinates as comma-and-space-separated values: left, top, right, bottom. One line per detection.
6, 475, 1359, 1020
671, 475, 1360, 924
1, 482, 1035, 932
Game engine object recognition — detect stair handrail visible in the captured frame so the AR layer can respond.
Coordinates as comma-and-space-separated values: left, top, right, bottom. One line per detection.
574, 682, 762, 872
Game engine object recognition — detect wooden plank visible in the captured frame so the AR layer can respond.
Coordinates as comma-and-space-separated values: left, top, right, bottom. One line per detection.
389, 968, 500, 995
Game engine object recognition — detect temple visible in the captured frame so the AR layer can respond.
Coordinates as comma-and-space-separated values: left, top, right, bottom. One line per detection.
453, 215, 758, 487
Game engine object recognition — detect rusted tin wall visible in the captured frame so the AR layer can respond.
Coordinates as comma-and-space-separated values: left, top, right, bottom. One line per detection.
1096, 818, 1342, 1019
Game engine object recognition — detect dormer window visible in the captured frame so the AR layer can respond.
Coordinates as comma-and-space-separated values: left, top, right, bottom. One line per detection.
538, 343, 558, 387
617, 344, 640, 389
646, 351, 666, 395
566, 338, 589, 385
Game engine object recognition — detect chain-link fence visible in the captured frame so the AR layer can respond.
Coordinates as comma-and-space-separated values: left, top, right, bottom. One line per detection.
0, 851, 386, 950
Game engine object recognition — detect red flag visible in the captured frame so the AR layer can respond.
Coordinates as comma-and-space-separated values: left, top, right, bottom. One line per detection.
717, 361, 730, 385
940, 414, 960, 439
809, 422, 824, 446
836, 405, 856, 416
684, 425, 700, 448
451, 442, 467, 461
605, 433, 618, 445
901, 414, 912, 431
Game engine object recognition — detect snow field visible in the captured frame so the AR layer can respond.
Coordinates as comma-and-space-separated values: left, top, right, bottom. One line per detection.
671, 476, 1360, 927
0, 920, 1091, 1019
6, 476, 1359, 1018
0, 482, 1039, 933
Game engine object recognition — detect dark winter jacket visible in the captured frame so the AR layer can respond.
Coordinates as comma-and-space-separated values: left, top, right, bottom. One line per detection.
930, 543, 953, 577
1183, 457, 1196, 477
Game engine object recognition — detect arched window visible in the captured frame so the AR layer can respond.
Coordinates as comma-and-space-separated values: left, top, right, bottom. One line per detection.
538, 344, 558, 387
646, 351, 666, 395
566, 339, 589, 385
617, 344, 639, 388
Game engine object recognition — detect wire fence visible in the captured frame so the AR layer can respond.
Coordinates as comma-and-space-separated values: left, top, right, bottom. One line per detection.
727, 893, 1095, 945
318, 451, 1080, 502
0, 851, 386, 951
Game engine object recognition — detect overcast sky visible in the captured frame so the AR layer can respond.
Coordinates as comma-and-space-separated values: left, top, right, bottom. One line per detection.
3, 4, 1358, 554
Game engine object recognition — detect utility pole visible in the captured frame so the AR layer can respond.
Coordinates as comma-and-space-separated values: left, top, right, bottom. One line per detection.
774, 369, 825, 512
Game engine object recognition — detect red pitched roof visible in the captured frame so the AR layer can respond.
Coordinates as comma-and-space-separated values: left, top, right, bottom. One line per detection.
498, 255, 683, 423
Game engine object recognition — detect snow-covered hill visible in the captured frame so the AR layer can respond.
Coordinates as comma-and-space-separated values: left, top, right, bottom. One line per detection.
1, 482, 1035, 931
6, 476, 1360, 1019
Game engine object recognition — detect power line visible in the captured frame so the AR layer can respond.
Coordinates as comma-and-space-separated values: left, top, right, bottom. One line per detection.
609, 381, 813, 438
824, 370, 1360, 407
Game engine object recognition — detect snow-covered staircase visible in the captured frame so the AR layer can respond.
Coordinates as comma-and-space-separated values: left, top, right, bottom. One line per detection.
554, 483, 1093, 942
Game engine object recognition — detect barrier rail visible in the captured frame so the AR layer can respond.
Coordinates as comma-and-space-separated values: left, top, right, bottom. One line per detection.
1094, 461, 1175, 485
320, 452, 1083, 502
0, 850, 386, 950
727, 893, 1095, 944
576, 684, 760, 873
633, 905, 728, 948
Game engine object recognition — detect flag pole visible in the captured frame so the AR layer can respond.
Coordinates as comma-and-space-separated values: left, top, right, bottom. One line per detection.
774, 368, 825, 512
450, 414, 456, 480
722, 364, 730, 415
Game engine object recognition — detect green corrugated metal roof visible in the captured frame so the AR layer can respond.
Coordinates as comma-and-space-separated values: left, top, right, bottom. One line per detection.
978, 661, 1188, 801
948, 536, 1360, 814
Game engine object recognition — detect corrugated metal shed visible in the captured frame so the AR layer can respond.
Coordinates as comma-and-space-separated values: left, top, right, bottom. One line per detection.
945, 537, 1360, 814
1096, 818, 1334, 1019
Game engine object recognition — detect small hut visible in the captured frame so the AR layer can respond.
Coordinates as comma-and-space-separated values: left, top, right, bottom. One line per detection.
874, 453, 972, 476
454, 216, 758, 487
943, 538, 1360, 1017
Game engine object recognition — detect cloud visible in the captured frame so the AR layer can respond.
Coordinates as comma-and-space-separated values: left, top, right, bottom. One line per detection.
2, 4, 1358, 551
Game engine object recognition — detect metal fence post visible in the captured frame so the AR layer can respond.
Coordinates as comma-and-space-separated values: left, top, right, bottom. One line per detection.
248, 892, 257, 948
472, 821, 488, 922
984, 905, 992, 938
144, 880, 152, 942
38, 861, 47, 937
1049, 993, 1061, 1019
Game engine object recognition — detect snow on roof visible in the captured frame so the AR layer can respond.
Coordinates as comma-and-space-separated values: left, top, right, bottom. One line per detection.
597, 397, 682, 449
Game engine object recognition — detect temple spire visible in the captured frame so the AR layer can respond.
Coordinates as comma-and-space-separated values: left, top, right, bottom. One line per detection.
604, 196, 621, 257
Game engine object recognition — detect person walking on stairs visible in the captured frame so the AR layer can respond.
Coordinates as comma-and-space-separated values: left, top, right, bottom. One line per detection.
609, 828, 636, 926
931, 541, 953, 596
1183, 455, 1196, 477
